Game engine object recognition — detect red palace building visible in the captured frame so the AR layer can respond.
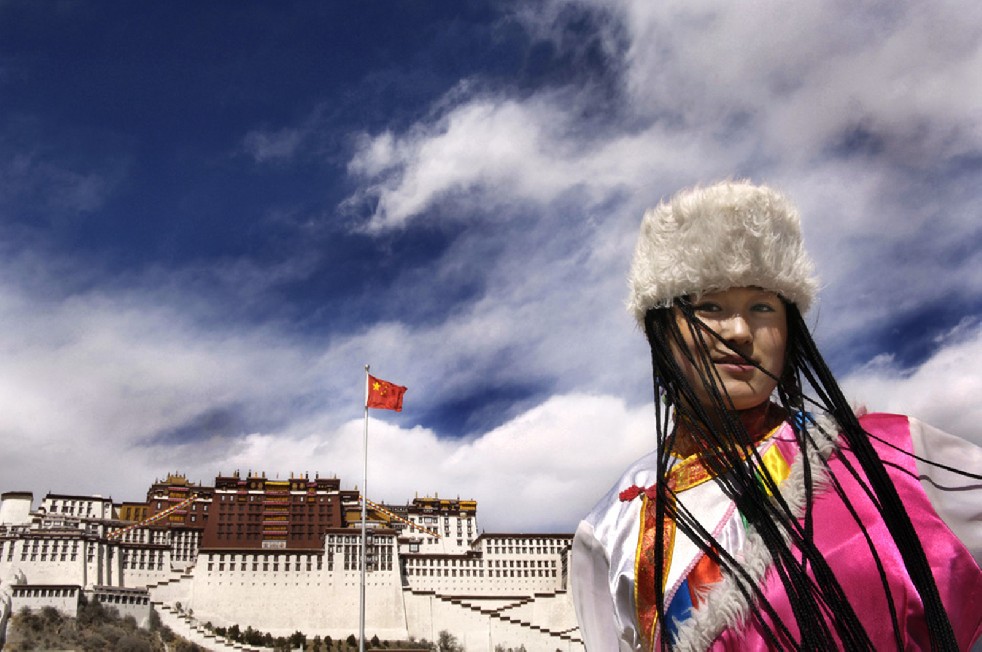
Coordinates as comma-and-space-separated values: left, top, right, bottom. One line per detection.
143, 471, 361, 551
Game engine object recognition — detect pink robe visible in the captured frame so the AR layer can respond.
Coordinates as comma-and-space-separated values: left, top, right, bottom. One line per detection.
571, 414, 982, 651
711, 413, 982, 650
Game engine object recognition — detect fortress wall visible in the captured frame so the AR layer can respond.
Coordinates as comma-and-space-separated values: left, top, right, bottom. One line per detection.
89, 589, 153, 628
403, 592, 583, 652
499, 599, 534, 621
0, 555, 86, 588
186, 553, 408, 639
404, 565, 564, 597
119, 566, 172, 588
530, 592, 578, 631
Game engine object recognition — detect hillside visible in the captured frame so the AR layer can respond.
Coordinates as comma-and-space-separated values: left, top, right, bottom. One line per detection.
3, 598, 193, 652
2, 598, 452, 651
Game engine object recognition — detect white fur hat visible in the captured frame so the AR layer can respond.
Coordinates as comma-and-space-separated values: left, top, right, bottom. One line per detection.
628, 180, 818, 327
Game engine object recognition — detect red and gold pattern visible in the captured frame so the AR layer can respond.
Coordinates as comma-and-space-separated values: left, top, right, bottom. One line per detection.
634, 479, 677, 651
623, 420, 786, 651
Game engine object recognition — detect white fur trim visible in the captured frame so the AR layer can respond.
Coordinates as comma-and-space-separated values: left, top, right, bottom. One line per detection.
628, 181, 818, 327
670, 415, 839, 651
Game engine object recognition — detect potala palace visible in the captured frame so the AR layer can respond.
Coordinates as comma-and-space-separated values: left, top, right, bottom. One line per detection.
0, 472, 584, 651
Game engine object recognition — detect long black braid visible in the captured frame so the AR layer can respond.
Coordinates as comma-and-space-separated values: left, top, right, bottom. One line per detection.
643, 299, 959, 651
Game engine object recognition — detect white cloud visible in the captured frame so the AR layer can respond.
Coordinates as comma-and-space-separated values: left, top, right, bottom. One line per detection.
0, 262, 324, 498
243, 126, 306, 163
841, 320, 982, 446
343, 0, 982, 357
344, 77, 744, 231
241, 105, 333, 164
341, 2, 982, 343
0, 149, 115, 214
613, 1, 982, 160
348, 96, 579, 230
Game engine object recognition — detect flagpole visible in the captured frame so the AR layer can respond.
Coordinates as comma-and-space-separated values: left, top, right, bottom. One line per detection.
360, 364, 369, 652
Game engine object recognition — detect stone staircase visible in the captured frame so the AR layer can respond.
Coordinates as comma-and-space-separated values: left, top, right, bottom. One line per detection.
146, 569, 274, 652
153, 602, 274, 652
144, 568, 194, 606
424, 590, 583, 647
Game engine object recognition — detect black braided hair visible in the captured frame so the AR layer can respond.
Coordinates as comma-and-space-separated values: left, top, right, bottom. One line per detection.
642, 299, 958, 651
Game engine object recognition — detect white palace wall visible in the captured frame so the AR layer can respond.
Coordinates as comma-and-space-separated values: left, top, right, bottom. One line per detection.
188, 533, 408, 639
0, 495, 31, 526
9, 585, 81, 618
0, 535, 174, 591
90, 585, 153, 628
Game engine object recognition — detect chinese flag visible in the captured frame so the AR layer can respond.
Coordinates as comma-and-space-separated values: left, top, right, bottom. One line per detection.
367, 374, 407, 412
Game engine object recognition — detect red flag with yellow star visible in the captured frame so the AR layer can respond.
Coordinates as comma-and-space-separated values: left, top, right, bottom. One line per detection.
366, 374, 406, 411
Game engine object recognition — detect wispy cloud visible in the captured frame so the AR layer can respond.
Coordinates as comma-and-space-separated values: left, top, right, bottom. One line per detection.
0, 149, 116, 215
841, 320, 982, 446
243, 126, 307, 163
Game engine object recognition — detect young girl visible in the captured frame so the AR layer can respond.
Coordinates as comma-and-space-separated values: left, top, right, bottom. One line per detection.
572, 181, 982, 650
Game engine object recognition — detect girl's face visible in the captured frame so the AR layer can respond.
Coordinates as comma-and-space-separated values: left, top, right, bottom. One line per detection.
671, 287, 788, 412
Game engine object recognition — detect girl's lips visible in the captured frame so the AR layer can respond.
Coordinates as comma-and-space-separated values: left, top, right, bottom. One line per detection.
714, 355, 753, 365
714, 356, 756, 373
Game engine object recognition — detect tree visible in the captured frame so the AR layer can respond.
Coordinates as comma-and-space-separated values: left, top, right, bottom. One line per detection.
160, 624, 177, 643
77, 597, 112, 627
6, 600, 194, 652
289, 629, 307, 648
39, 606, 60, 624
244, 625, 262, 645
371, 633, 381, 648
117, 633, 152, 652
436, 630, 463, 652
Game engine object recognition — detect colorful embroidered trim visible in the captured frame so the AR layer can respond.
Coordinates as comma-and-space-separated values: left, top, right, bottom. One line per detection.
668, 422, 785, 493
758, 444, 791, 496
621, 421, 788, 651
664, 552, 723, 643
634, 488, 676, 652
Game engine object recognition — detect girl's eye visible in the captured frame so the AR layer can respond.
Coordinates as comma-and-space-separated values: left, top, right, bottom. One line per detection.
694, 302, 721, 313
752, 303, 777, 312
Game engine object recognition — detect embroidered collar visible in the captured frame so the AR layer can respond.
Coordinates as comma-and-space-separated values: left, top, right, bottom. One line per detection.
619, 419, 786, 501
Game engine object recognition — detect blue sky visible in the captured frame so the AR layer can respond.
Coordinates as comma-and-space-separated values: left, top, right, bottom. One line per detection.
2, 1, 980, 532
